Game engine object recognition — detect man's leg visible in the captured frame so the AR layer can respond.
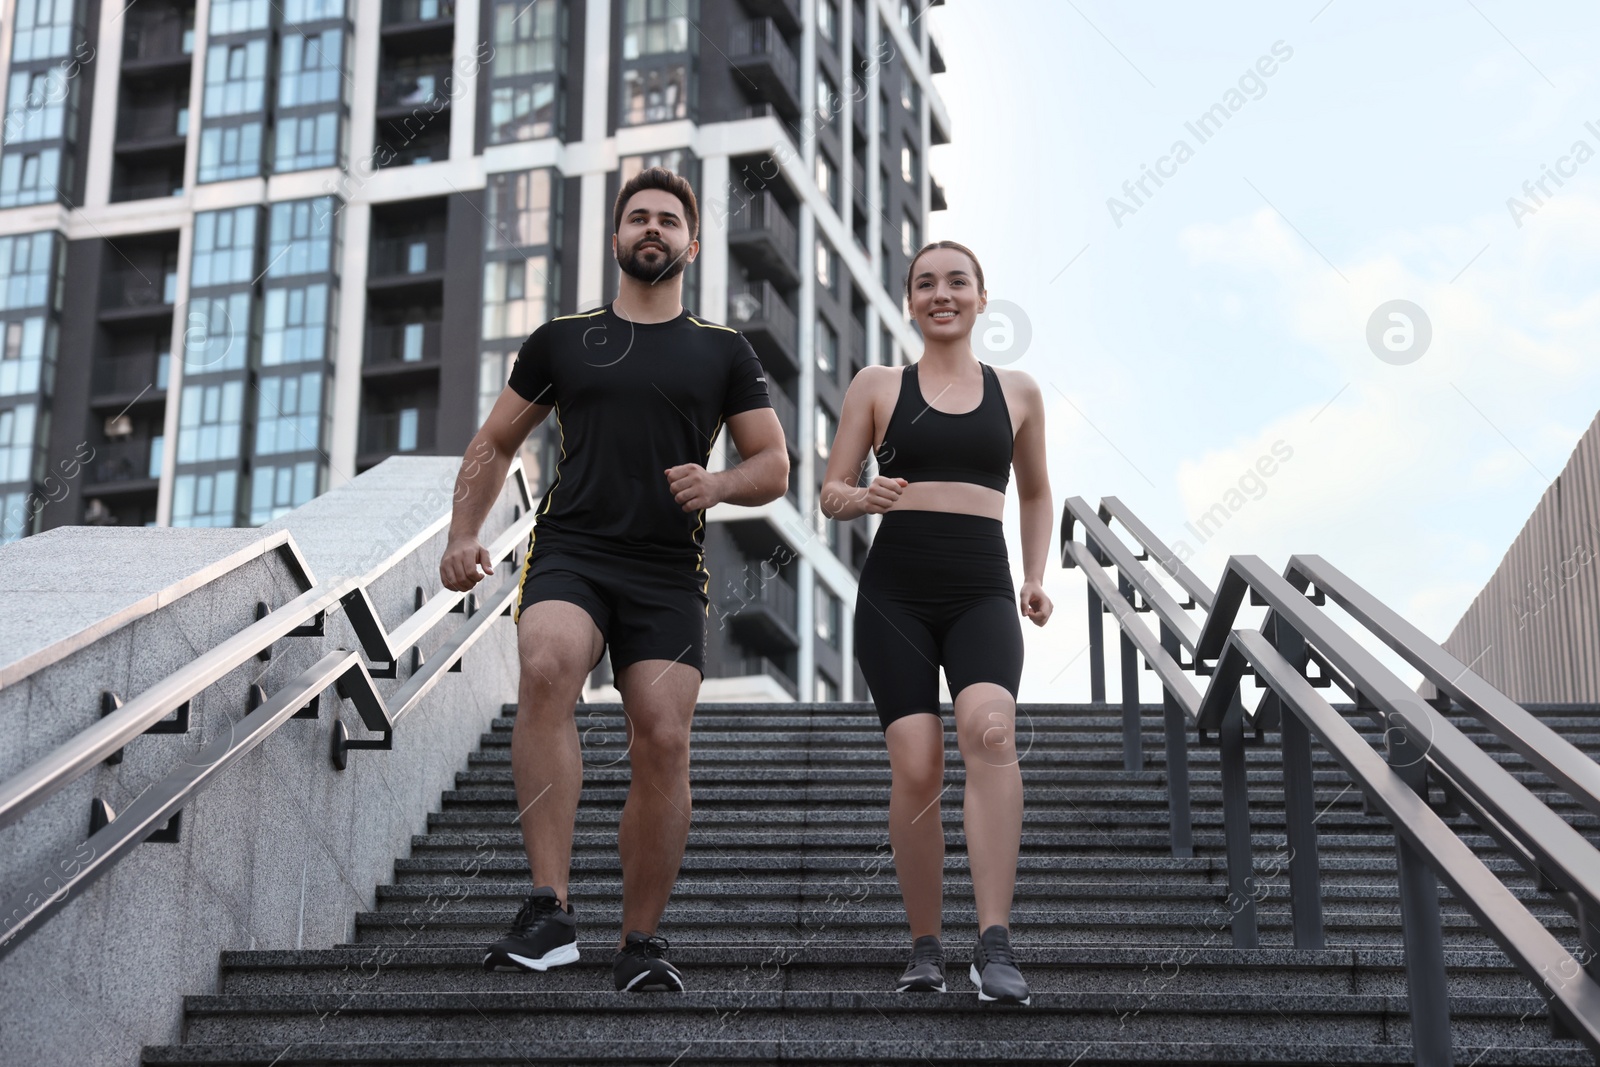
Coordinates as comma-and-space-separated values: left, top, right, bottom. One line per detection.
611, 657, 701, 944
514, 599, 605, 902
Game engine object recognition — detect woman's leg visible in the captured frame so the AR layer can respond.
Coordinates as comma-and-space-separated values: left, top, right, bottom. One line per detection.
884, 713, 947, 939
952, 683, 1023, 931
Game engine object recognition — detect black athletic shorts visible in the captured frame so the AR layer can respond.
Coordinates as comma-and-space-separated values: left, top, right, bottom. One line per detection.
512, 533, 708, 677
853, 510, 1023, 730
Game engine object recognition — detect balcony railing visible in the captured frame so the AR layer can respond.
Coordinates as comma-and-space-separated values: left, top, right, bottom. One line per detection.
122, 19, 193, 63
368, 233, 445, 278
117, 104, 187, 144
360, 407, 437, 455
89, 437, 161, 485
727, 191, 799, 287
716, 567, 800, 653
366, 322, 442, 367
101, 269, 178, 312
93, 352, 169, 397
727, 279, 798, 375
729, 19, 800, 119
378, 66, 452, 111
716, 653, 799, 698
383, 0, 454, 24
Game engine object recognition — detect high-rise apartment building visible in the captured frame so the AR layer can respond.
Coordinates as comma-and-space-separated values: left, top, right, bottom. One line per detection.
0, 0, 951, 701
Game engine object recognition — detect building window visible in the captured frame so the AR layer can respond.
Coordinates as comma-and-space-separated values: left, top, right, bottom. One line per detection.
901, 211, 918, 258
254, 371, 324, 455
489, 0, 561, 143
262, 284, 330, 366
815, 237, 834, 295
482, 256, 551, 340
192, 207, 259, 287
484, 169, 553, 249
622, 0, 688, 57
818, 0, 838, 44
0, 316, 45, 397
0, 232, 56, 311
621, 65, 688, 125
267, 198, 337, 277
815, 586, 842, 649
171, 469, 239, 527
900, 67, 920, 114
901, 140, 918, 186
278, 29, 343, 108
204, 40, 268, 116
198, 123, 263, 182
185, 292, 251, 372
275, 113, 340, 172
816, 69, 840, 136
815, 315, 837, 377
249, 459, 318, 524
815, 404, 834, 462
815, 672, 836, 703
0, 402, 37, 481
11, 0, 79, 61
0, 147, 61, 207
4, 69, 73, 144
209, 0, 271, 35
176, 380, 245, 463
815, 152, 837, 211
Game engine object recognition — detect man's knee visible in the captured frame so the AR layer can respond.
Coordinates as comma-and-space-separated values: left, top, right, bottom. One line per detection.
627, 711, 691, 770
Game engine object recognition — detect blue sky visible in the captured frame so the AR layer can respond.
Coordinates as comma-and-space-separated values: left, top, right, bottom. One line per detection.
923, 0, 1600, 701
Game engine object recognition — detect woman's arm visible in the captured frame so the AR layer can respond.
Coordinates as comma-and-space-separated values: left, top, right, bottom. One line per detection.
820, 366, 906, 521
1009, 371, 1054, 625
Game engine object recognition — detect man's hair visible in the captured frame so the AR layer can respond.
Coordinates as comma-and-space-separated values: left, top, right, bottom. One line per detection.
613, 166, 699, 240
904, 240, 986, 301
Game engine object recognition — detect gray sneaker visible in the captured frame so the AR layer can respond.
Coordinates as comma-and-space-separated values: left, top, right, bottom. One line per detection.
896, 934, 947, 993
969, 924, 1031, 1005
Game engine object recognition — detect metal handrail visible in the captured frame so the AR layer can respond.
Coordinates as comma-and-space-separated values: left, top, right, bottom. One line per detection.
0, 464, 535, 959
0, 495, 535, 831
1210, 627, 1600, 1061
1060, 495, 1600, 1060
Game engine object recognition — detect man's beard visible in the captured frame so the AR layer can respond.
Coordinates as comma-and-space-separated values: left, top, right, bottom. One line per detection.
617, 238, 687, 283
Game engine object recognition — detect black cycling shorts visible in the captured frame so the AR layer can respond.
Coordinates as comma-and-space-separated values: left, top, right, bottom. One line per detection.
513, 533, 708, 676
853, 510, 1023, 730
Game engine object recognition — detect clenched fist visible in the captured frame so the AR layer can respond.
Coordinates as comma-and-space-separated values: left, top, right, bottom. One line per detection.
440, 535, 494, 592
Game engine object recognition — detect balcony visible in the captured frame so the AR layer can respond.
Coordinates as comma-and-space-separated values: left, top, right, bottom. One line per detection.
714, 653, 798, 698
368, 233, 446, 291
729, 19, 800, 120
88, 437, 162, 489
122, 16, 193, 73
364, 321, 442, 380
727, 192, 799, 289
716, 566, 799, 654
768, 381, 797, 452
99, 269, 178, 323
383, 0, 454, 44
930, 175, 947, 211
727, 280, 798, 376
359, 407, 437, 459
92, 351, 169, 403
849, 316, 867, 372
378, 65, 452, 116
739, 0, 800, 35
116, 102, 188, 150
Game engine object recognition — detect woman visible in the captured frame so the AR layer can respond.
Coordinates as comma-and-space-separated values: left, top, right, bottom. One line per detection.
820, 241, 1053, 1005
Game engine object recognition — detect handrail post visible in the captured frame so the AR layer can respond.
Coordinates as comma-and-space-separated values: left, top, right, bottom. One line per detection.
1271, 617, 1325, 950
1087, 585, 1106, 704
1117, 572, 1142, 772
1159, 621, 1193, 858
1219, 691, 1258, 948
1391, 745, 1453, 1065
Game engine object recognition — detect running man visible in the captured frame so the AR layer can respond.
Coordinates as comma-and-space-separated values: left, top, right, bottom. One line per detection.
440, 167, 789, 992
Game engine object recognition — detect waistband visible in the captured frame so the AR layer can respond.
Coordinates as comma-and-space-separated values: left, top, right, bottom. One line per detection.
875, 509, 1005, 534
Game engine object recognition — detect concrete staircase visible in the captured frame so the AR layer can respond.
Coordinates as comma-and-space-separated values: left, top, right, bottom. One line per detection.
142, 701, 1600, 1065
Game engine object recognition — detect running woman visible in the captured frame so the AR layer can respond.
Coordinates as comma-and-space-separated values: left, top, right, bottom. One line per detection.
441, 168, 789, 992
820, 241, 1053, 1005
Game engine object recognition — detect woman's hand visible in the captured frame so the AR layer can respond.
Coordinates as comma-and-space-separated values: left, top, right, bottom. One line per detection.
1019, 579, 1052, 626
861, 476, 909, 514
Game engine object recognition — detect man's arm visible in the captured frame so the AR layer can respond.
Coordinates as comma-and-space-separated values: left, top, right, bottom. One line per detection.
441, 387, 552, 591
665, 407, 789, 511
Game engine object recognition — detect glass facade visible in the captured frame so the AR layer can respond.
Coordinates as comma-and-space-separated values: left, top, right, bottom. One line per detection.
479, 170, 559, 423
488, 0, 563, 144
619, 0, 694, 127
0, 0, 87, 207
0, 231, 60, 543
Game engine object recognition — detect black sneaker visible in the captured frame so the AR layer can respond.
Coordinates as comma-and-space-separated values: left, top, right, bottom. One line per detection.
896, 934, 947, 993
613, 931, 685, 992
482, 887, 579, 972
969, 924, 1030, 1006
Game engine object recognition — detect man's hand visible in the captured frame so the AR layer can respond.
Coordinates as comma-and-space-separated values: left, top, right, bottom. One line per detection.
1020, 579, 1053, 627
441, 535, 494, 591
666, 463, 722, 512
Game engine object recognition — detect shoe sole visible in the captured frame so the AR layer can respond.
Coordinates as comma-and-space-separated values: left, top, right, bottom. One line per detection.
619, 968, 685, 993
483, 941, 580, 972
969, 963, 1031, 1006
896, 981, 948, 993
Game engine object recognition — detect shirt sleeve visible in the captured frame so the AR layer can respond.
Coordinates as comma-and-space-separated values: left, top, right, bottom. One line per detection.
722, 332, 772, 418
506, 323, 556, 405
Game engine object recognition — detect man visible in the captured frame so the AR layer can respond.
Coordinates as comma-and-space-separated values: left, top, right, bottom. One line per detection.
440, 167, 789, 991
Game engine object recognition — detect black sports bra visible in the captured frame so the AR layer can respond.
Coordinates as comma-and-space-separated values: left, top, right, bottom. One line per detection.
875, 361, 1014, 492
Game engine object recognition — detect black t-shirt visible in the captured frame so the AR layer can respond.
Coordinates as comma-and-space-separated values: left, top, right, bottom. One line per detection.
506, 302, 771, 567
